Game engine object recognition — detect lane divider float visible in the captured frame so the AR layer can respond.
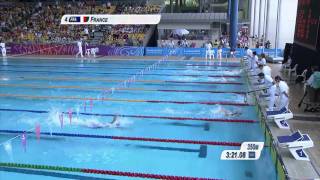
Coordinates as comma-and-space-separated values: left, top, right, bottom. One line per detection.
0, 108, 258, 123
0, 64, 240, 72
0, 162, 221, 180
0, 129, 242, 146
7, 76, 242, 83
0, 94, 251, 106
0, 69, 242, 79
0, 84, 247, 94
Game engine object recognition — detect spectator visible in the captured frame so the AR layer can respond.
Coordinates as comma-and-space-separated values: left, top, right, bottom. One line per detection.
258, 53, 267, 65
306, 66, 320, 102
1, 1, 160, 46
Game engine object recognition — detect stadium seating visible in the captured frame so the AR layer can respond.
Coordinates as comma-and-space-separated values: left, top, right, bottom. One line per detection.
0, 1, 160, 46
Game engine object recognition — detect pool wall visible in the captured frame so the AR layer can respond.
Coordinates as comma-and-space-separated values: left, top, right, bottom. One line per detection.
7, 43, 283, 58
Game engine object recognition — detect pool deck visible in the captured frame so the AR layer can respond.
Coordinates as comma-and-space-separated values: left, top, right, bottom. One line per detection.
266, 121, 320, 179
261, 63, 320, 179
2, 55, 319, 179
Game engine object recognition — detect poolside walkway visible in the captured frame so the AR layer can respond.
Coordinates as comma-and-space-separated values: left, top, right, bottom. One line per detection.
267, 62, 320, 179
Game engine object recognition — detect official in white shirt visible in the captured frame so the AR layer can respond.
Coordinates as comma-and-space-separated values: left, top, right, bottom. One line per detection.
0, 42, 6, 57
257, 72, 273, 87
258, 64, 272, 77
205, 42, 213, 60
76, 40, 84, 58
258, 53, 267, 65
251, 51, 259, 70
244, 47, 253, 58
268, 76, 289, 110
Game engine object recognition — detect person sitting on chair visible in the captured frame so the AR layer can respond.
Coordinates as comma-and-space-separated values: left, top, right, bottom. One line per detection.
306, 66, 320, 102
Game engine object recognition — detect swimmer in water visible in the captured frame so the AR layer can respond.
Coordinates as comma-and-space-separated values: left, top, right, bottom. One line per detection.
214, 106, 242, 117
110, 115, 120, 126
220, 109, 242, 117
85, 115, 120, 129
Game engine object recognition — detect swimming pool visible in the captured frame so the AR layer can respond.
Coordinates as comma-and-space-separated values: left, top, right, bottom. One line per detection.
0, 58, 277, 180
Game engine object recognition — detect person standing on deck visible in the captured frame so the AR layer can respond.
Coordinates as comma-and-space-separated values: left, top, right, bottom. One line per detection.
251, 51, 259, 71
258, 64, 272, 77
217, 46, 223, 64
205, 41, 213, 61
244, 47, 253, 69
0, 42, 6, 57
257, 72, 274, 94
268, 76, 289, 110
258, 53, 267, 65
76, 39, 83, 58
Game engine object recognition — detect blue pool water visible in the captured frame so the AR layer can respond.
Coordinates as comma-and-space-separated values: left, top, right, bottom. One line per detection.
0, 58, 277, 180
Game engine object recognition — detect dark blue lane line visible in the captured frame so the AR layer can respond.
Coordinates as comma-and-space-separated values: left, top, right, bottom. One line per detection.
132, 144, 198, 152
0, 167, 113, 180
0, 108, 48, 114
0, 64, 235, 72
0, 108, 218, 131
0, 84, 229, 95
0, 108, 49, 114
204, 123, 210, 131
0, 69, 239, 78
0, 108, 256, 124
0, 133, 66, 141
129, 144, 207, 158
165, 122, 210, 132
199, 145, 208, 158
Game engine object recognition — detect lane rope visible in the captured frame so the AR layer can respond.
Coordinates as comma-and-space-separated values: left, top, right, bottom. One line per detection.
0, 64, 239, 72
0, 69, 243, 79
0, 84, 247, 94
185, 64, 240, 67
0, 129, 242, 146
2, 76, 242, 83
0, 108, 258, 123
0, 162, 221, 180
0, 94, 251, 106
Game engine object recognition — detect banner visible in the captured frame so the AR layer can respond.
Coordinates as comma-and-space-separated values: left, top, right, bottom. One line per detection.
145, 47, 282, 57
9, 44, 144, 56
9, 44, 282, 57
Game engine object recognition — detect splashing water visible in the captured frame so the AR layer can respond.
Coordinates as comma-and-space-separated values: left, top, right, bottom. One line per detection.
70, 116, 133, 129
21, 133, 27, 152
47, 108, 63, 127
35, 124, 41, 140
76, 106, 80, 117
83, 100, 87, 112
4, 141, 13, 160
162, 107, 176, 114
162, 107, 191, 116
59, 113, 64, 128
175, 76, 197, 81
89, 99, 93, 111
209, 105, 242, 118
117, 117, 133, 127
0, 77, 9, 81
224, 70, 241, 76
68, 108, 73, 125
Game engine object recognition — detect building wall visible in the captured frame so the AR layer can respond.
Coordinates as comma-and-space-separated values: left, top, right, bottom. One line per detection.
278, 0, 298, 49
265, 0, 278, 47
250, 0, 298, 49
